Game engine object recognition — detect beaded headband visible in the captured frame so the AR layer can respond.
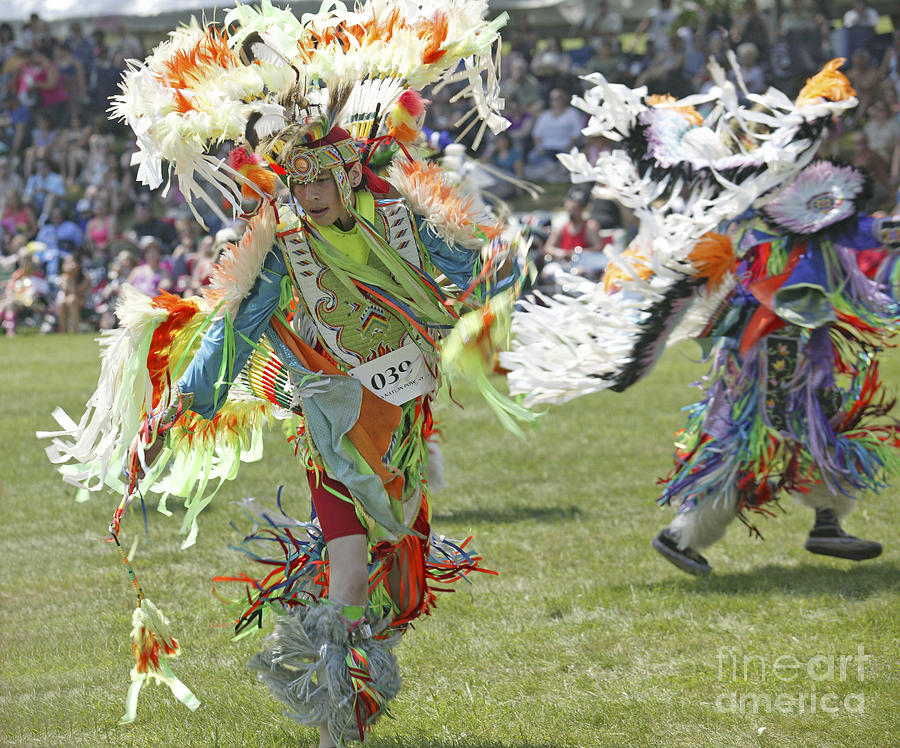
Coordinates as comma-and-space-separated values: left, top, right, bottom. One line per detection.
270, 135, 360, 206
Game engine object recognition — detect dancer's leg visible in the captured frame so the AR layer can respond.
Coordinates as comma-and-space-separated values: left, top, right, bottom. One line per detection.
792, 485, 882, 561
309, 473, 369, 748
653, 491, 740, 575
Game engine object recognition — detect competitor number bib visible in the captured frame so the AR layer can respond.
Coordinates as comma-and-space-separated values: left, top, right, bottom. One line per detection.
347, 342, 435, 405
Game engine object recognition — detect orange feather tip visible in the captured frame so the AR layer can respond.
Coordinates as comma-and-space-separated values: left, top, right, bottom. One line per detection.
603, 247, 653, 292
688, 232, 736, 290
795, 58, 856, 106
647, 94, 703, 126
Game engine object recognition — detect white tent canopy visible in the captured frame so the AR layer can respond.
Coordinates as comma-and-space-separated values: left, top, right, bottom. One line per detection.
1, 0, 219, 22
0, 0, 583, 24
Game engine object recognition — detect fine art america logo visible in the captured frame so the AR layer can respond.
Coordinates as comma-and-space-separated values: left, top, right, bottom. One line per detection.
715, 646, 870, 715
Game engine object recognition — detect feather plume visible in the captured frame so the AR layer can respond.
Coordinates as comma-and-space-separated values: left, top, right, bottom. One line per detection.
204, 204, 277, 319
387, 159, 501, 249
502, 57, 861, 406
113, 0, 509, 219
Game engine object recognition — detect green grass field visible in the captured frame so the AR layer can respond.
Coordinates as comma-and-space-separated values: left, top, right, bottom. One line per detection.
1, 334, 898, 747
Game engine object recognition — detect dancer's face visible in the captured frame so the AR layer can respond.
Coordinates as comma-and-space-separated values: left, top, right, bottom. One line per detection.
292, 162, 362, 229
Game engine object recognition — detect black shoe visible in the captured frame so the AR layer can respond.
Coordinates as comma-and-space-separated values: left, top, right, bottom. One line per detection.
804, 508, 882, 561
652, 528, 712, 576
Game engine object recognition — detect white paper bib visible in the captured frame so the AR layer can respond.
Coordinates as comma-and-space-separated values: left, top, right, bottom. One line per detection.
347, 342, 435, 405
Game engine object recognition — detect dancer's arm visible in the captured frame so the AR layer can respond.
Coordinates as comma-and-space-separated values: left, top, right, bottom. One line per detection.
177, 248, 289, 418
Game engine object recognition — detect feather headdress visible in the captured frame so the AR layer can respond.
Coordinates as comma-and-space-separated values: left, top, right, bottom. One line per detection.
111, 0, 509, 225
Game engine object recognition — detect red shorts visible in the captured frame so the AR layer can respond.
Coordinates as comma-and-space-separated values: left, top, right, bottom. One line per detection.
308, 471, 366, 541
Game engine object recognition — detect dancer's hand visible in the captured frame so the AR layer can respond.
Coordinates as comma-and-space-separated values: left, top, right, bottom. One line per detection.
127, 390, 192, 481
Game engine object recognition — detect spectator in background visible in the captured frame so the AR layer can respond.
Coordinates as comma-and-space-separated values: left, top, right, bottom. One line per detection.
0, 154, 25, 217
89, 36, 122, 114
729, 43, 767, 101
32, 43, 69, 126
543, 188, 604, 261
637, 30, 689, 97
622, 38, 657, 87
23, 110, 57, 177
0, 24, 16, 96
731, 0, 771, 60
480, 131, 525, 200
127, 236, 171, 297
7, 44, 41, 155
108, 22, 143, 69
0, 23, 14, 62
863, 98, 900, 183
186, 233, 219, 296
501, 54, 544, 116
503, 95, 535, 156
590, 194, 623, 232
65, 22, 95, 86
507, 14, 537, 64
167, 235, 195, 293
526, 88, 586, 182
54, 41, 86, 118
769, 30, 796, 94
878, 29, 900, 101
1, 190, 37, 239
631, 0, 677, 55
83, 192, 118, 260
679, 27, 706, 84
779, 0, 822, 84
96, 247, 137, 329
56, 252, 90, 333
703, 0, 733, 40
17, 13, 41, 51
584, 0, 623, 52
24, 158, 65, 222
173, 214, 203, 249
80, 130, 115, 188
131, 198, 178, 250
851, 131, 894, 210
810, 0, 835, 60
843, 1, 878, 29
705, 29, 729, 70
35, 204, 83, 276
530, 36, 572, 94
845, 48, 884, 123
582, 38, 620, 80
3, 246, 49, 336
59, 109, 92, 185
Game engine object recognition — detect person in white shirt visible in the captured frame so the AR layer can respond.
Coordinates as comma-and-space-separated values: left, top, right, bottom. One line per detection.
530, 89, 586, 157
526, 88, 587, 182
843, 0, 879, 28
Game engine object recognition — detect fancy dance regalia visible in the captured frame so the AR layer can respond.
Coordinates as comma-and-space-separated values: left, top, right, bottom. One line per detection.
500, 58, 900, 575
39, 1, 530, 744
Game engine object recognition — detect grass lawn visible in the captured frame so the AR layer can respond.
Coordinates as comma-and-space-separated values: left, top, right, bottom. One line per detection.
1, 333, 898, 747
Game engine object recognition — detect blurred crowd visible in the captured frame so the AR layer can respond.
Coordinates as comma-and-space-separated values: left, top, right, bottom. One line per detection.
2, 4, 900, 335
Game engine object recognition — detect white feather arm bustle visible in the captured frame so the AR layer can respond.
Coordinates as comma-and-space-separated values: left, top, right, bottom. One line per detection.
386, 159, 500, 251
203, 204, 277, 320
37, 286, 172, 491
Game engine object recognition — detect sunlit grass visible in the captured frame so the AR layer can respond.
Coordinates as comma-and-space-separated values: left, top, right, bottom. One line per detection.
2, 334, 898, 747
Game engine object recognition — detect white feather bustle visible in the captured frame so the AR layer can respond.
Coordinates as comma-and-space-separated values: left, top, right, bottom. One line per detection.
503, 64, 857, 406
204, 205, 277, 320
386, 160, 499, 251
